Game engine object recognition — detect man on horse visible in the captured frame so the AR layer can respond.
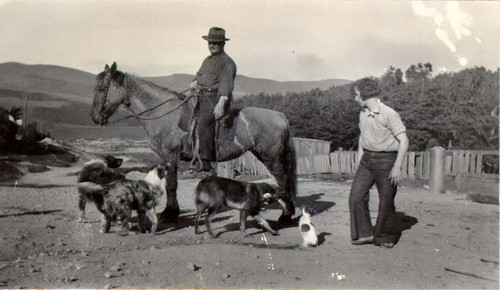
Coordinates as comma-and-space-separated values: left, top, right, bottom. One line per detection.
189, 27, 237, 171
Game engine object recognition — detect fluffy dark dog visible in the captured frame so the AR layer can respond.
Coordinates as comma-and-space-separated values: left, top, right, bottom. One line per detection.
78, 165, 166, 235
102, 165, 166, 235
194, 176, 278, 238
76, 156, 125, 222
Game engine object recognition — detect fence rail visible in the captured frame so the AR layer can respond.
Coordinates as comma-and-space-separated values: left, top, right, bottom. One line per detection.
217, 149, 498, 179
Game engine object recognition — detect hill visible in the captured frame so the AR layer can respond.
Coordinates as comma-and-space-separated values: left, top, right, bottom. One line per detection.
148, 74, 351, 97
0, 62, 350, 101
0, 62, 350, 140
0, 62, 96, 103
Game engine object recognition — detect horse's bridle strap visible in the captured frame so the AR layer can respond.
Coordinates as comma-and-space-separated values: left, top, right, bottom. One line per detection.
100, 82, 111, 112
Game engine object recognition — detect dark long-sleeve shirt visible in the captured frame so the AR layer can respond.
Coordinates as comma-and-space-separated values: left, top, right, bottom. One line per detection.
194, 51, 236, 100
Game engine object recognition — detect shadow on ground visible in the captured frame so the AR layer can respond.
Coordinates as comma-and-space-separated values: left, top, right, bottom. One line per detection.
394, 211, 419, 245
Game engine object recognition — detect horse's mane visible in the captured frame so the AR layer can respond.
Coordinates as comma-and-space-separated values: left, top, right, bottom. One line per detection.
125, 73, 186, 102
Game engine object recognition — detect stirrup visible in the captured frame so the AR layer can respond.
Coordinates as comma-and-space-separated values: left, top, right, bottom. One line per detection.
189, 160, 212, 172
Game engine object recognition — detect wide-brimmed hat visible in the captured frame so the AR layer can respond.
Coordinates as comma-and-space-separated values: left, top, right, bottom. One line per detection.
202, 27, 230, 42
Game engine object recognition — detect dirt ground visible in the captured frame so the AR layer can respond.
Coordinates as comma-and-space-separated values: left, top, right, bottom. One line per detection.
0, 150, 499, 289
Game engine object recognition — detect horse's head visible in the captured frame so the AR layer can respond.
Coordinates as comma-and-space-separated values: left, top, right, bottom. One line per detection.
91, 62, 126, 125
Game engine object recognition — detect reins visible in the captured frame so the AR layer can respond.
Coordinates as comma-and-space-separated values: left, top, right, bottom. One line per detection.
105, 87, 192, 125
100, 78, 222, 175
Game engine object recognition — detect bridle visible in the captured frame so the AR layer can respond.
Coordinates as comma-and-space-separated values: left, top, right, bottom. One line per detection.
98, 80, 112, 116
98, 73, 192, 125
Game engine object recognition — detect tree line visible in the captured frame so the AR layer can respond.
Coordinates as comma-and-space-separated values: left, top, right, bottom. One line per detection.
234, 65, 499, 151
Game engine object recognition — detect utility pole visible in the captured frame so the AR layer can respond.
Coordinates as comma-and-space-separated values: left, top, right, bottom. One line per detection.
23, 93, 28, 142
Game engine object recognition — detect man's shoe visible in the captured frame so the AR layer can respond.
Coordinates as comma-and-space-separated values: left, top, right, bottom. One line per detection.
376, 242, 395, 248
351, 236, 373, 245
199, 160, 213, 171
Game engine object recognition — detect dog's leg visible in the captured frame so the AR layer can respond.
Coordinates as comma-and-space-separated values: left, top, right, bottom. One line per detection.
118, 212, 130, 236
254, 213, 278, 235
239, 210, 250, 237
205, 208, 219, 238
147, 208, 158, 234
194, 206, 206, 235
101, 216, 112, 233
137, 211, 148, 233
78, 194, 87, 222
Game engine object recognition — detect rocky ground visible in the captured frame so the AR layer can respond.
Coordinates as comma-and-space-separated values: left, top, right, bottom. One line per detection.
0, 140, 498, 289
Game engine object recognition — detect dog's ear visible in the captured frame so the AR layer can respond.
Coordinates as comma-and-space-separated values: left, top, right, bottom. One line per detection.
159, 165, 167, 179
103, 155, 123, 168
157, 163, 170, 179
303, 206, 316, 215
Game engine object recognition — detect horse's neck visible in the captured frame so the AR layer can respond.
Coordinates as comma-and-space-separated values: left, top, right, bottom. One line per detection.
123, 74, 180, 113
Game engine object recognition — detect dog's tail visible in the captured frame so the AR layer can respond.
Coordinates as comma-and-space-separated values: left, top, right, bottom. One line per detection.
77, 182, 105, 195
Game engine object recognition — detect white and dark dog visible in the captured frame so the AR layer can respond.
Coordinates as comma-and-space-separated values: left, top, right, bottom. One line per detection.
77, 164, 167, 235
299, 205, 318, 247
194, 176, 279, 238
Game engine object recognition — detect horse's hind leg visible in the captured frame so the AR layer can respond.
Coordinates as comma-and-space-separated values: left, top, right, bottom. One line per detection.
270, 165, 296, 225
159, 161, 180, 222
259, 154, 296, 226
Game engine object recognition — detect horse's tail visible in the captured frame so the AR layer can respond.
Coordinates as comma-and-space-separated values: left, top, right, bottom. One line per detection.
283, 128, 297, 201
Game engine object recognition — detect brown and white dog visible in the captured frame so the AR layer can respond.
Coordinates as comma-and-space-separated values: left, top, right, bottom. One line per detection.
76, 156, 125, 222
194, 176, 279, 238
78, 164, 167, 235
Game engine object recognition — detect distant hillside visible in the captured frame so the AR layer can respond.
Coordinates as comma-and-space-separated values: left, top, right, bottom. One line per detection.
0, 62, 350, 100
149, 74, 351, 97
234, 75, 350, 97
0, 62, 351, 140
0, 62, 96, 103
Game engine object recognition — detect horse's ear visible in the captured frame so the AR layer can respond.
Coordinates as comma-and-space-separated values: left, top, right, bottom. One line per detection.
111, 62, 117, 73
104, 64, 110, 70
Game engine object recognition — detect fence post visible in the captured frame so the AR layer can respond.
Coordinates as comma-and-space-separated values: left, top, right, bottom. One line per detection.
429, 146, 445, 193
338, 148, 344, 173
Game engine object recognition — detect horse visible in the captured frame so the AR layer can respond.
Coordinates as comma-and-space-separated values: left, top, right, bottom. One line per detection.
91, 62, 297, 225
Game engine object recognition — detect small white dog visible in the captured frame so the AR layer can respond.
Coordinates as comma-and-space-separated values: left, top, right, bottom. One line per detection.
299, 205, 318, 247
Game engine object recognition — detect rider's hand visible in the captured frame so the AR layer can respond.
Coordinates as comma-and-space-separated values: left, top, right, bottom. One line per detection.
214, 96, 228, 119
189, 80, 198, 90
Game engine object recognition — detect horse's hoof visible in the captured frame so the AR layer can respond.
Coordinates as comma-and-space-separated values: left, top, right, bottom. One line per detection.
117, 230, 129, 236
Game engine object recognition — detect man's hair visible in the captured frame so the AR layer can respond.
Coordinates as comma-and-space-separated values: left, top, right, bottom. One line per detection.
352, 78, 381, 101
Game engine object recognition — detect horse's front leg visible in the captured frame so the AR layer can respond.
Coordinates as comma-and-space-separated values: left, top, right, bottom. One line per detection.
160, 162, 180, 222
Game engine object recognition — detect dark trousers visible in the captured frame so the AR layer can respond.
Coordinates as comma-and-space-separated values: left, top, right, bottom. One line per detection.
197, 92, 218, 161
349, 151, 398, 244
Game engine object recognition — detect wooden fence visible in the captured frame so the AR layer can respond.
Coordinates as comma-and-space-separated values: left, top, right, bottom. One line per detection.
217, 149, 498, 179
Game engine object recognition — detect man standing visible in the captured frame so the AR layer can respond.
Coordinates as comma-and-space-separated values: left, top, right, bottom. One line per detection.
189, 27, 237, 171
349, 78, 409, 248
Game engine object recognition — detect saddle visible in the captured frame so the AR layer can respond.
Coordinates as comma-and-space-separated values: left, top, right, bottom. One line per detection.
177, 94, 240, 163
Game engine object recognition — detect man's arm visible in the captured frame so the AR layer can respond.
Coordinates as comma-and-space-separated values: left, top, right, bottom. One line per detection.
213, 60, 236, 119
389, 132, 409, 186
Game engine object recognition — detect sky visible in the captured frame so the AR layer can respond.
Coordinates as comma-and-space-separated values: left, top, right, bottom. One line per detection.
0, 0, 498, 81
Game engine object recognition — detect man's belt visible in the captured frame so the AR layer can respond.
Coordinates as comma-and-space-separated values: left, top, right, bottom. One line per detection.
363, 148, 397, 154
200, 87, 218, 93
